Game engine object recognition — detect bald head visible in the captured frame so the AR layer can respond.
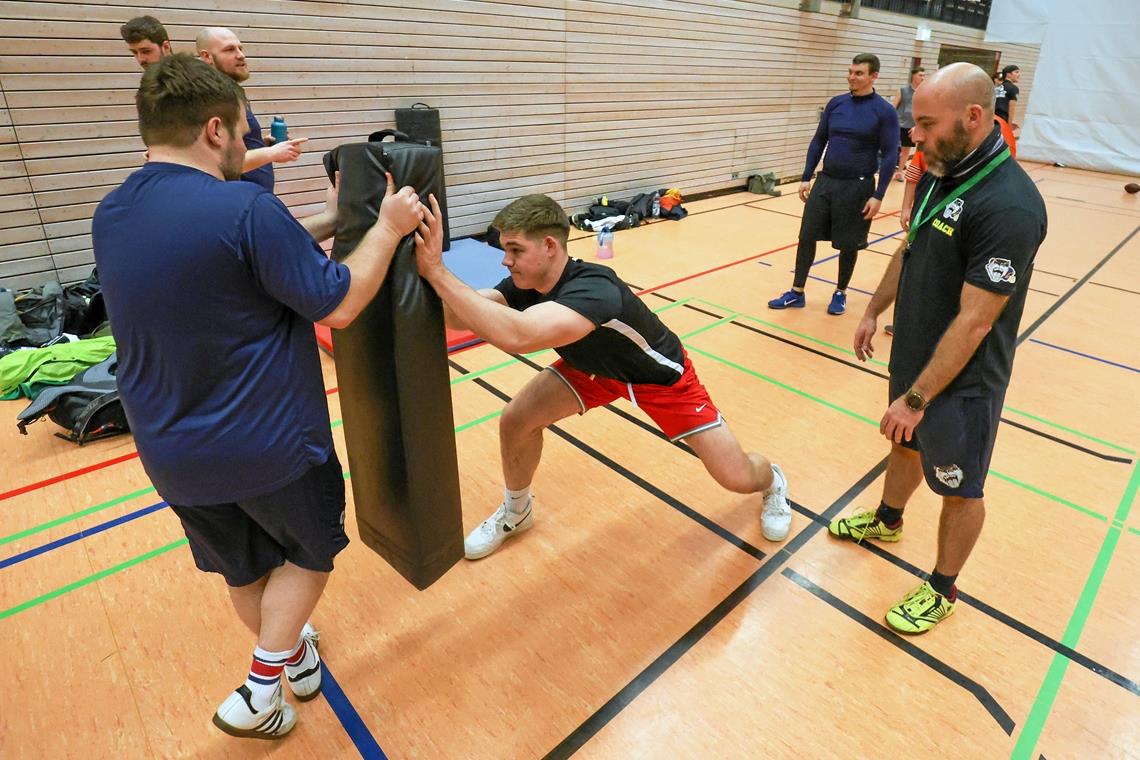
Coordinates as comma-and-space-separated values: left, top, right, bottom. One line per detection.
921, 62, 995, 118
911, 62, 1000, 176
195, 27, 249, 83
195, 27, 228, 52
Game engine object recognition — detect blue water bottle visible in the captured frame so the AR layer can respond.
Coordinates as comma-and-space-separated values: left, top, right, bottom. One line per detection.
270, 116, 288, 144
596, 227, 614, 259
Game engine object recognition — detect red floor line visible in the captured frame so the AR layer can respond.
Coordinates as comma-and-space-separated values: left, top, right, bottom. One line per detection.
0, 451, 141, 502
3, 389, 343, 501
9, 203, 901, 500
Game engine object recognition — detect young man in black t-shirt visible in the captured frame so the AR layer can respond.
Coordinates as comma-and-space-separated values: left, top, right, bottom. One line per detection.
414, 194, 792, 558
829, 63, 1047, 634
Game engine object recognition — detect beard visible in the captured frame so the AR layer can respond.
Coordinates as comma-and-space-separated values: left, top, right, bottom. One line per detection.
220, 140, 245, 181
922, 120, 971, 177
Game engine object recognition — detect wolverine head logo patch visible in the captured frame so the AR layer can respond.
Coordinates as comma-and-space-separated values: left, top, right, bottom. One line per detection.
934, 465, 964, 489
985, 258, 1017, 284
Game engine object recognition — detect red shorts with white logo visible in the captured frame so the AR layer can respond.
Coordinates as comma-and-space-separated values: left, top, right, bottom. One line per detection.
547, 354, 722, 442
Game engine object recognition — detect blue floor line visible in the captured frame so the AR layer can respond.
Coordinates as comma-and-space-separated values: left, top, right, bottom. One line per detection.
0, 501, 169, 570
322, 663, 388, 758
806, 228, 905, 270
1028, 338, 1140, 374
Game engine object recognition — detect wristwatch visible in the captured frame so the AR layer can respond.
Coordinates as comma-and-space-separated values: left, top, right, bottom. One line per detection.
904, 388, 928, 412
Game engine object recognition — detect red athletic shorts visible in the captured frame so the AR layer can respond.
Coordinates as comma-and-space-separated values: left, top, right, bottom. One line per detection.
548, 354, 722, 442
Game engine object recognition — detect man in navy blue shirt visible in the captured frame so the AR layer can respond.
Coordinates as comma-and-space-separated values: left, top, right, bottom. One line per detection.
196, 27, 307, 192
93, 54, 425, 740
769, 53, 900, 316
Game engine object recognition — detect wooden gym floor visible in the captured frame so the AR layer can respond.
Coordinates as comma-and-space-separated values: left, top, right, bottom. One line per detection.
1, 161, 1138, 759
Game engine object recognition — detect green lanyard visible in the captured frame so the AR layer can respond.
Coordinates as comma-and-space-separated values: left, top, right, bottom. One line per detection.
906, 147, 1011, 245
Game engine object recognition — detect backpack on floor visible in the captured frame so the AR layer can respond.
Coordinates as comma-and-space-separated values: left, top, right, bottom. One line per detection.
16, 354, 129, 445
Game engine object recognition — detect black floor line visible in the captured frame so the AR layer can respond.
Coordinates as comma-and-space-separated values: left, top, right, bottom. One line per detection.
1088, 280, 1140, 298
1029, 287, 1062, 297
541, 459, 890, 760
1018, 224, 1140, 346
781, 568, 1016, 735
447, 359, 766, 561
789, 505, 1140, 697
506, 325, 1138, 700
1032, 267, 1077, 281
639, 290, 1131, 465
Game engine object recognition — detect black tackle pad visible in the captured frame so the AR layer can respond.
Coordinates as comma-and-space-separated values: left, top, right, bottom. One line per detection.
323, 136, 463, 590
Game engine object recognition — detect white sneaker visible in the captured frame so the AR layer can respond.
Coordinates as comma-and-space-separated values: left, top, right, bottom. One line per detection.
284, 622, 322, 702
464, 500, 534, 559
762, 463, 792, 541
212, 684, 297, 740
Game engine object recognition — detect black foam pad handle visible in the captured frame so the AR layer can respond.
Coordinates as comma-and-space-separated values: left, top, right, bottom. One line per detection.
395, 104, 451, 251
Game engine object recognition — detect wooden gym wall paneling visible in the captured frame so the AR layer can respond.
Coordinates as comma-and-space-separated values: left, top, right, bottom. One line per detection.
0, 0, 1040, 289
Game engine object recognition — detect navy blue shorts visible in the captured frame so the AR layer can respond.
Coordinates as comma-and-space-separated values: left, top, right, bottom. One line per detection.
799, 173, 875, 251
890, 383, 1004, 499
170, 451, 348, 587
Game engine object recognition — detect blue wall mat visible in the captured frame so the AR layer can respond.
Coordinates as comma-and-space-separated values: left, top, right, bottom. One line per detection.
442, 238, 508, 290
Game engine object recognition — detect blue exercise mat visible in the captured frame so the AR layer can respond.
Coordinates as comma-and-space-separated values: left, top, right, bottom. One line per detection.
442, 237, 508, 290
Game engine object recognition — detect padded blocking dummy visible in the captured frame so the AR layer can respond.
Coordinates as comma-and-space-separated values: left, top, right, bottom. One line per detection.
323, 132, 462, 589
394, 103, 451, 250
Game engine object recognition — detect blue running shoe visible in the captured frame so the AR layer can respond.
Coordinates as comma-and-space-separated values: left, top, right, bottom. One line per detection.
768, 289, 805, 309
827, 290, 847, 315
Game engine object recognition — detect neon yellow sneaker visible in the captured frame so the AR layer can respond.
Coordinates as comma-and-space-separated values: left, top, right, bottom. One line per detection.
828, 509, 902, 543
885, 582, 956, 634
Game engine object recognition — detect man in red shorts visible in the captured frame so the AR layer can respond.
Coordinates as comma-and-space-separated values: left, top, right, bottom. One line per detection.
413, 193, 791, 558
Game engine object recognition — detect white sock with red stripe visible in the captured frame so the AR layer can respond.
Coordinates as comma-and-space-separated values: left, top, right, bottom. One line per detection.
505, 486, 531, 519
245, 646, 291, 710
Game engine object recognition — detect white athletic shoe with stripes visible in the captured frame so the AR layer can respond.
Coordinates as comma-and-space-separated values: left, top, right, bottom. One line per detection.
212, 683, 296, 740
284, 622, 322, 701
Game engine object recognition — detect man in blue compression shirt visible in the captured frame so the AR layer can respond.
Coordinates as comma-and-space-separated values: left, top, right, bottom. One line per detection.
769, 53, 900, 316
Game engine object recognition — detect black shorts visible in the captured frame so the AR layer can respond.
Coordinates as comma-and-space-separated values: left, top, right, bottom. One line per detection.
889, 381, 1003, 499
899, 127, 915, 148
799, 173, 875, 251
170, 451, 349, 587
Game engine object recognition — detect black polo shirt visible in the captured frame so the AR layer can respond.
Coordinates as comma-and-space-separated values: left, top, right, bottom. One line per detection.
495, 258, 685, 385
890, 126, 1047, 398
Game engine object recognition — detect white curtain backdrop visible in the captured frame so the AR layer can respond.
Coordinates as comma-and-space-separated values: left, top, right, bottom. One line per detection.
986, 0, 1140, 175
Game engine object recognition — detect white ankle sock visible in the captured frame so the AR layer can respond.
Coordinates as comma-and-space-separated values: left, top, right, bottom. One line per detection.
505, 486, 531, 517
245, 645, 291, 710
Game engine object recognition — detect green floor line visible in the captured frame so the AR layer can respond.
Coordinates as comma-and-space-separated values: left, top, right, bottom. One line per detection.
685, 344, 879, 427
685, 341, 1113, 524
693, 296, 891, 368
0, 405, 510, 619
1129, 526, 1140, 538
0, 538, 189, 621
0, 486, 157, 547
987, 472, 1110, 523
686, 297, 1132, 456
1010, 460, 1140, 759
1001, 405, 1135, 454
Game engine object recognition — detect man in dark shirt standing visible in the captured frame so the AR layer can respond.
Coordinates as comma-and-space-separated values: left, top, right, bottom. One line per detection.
120, 16, 171, 69
829, 63, 1047, 634
769, 53, 899, 316
196, 27, 307, 192
93, 54, 425, 738
994, 64, 1021, 129
412, 194, 793, 558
